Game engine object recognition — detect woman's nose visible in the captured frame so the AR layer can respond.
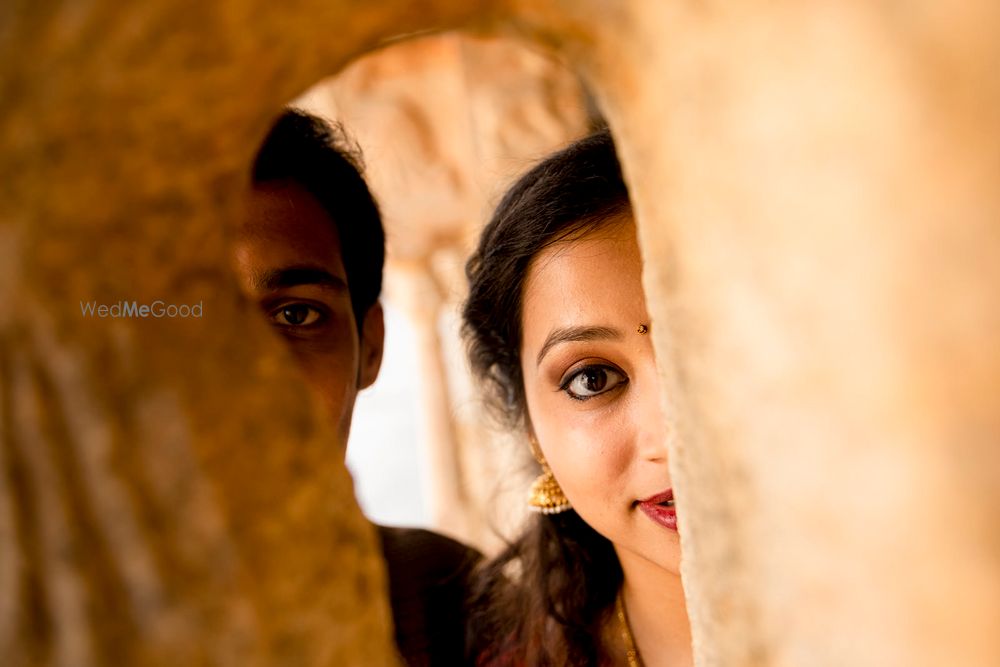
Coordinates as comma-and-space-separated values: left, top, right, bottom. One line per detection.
636, 370, 670, 462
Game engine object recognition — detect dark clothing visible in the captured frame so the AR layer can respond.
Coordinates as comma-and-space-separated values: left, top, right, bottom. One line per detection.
377, 525, 482, 667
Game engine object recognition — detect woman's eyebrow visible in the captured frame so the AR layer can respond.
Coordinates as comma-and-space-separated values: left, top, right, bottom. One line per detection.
536, 326, 622, 367
252, 264, 349, 292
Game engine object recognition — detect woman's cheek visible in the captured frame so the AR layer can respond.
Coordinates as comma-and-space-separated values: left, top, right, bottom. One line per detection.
551, 423, 616, 501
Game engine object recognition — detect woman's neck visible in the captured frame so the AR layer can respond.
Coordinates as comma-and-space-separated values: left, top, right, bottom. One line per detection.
612, 550, 692, 667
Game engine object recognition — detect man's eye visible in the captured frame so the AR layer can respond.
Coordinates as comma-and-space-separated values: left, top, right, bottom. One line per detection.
269, 304, 323, 327
561, 365, 628, 400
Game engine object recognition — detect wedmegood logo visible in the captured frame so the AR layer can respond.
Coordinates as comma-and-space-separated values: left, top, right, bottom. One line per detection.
79, 300, 204, 318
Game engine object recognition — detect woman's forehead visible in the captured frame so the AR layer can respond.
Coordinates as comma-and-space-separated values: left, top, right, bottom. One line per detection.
521, 219, 646, 339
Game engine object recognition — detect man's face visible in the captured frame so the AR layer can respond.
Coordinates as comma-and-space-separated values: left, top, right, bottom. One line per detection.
234, 181, 384, 449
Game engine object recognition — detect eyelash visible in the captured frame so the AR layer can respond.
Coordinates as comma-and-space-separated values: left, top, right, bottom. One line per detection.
267, 302, 328, 328
558, 363, 629, 401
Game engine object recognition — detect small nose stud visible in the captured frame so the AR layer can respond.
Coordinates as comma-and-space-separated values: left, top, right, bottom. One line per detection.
637, 324, 649, 335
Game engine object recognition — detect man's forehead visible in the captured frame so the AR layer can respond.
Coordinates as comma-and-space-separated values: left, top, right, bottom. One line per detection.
238, 185, 348, 280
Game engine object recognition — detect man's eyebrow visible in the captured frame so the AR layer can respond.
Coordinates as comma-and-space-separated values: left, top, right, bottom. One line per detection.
252, 265, 349, 292
536, 326, 622, 367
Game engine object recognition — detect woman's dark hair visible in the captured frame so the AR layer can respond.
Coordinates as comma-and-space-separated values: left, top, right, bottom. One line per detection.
463, 129, 631, 430
251, 108, 384, 325
462, 129, 632, 665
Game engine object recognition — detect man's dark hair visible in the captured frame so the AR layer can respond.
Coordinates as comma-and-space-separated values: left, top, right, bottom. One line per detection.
251, 108, 384, 323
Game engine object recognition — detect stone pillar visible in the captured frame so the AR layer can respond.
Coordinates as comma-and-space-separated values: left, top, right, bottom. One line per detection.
387, 259, 471, 538
0, 1, 492, 664
507, 1, 1000, 665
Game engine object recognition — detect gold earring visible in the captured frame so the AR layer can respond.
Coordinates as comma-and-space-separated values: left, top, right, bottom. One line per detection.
526, 436, 572, 514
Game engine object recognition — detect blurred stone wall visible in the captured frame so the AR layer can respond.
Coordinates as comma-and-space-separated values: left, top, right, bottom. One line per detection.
2, 1, 998, 666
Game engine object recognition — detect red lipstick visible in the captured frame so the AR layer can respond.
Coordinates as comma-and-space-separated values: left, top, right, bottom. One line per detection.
637, 488, 677, 532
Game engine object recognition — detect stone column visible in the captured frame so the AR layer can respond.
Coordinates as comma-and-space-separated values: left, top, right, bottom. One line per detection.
388, 259, 471, 538
507, 1, 1000, 665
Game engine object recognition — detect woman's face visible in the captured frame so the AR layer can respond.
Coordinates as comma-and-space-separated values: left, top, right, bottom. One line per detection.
519, 215, 679, 575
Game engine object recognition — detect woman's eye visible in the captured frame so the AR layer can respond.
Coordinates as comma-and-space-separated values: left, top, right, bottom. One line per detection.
561, 365, 628, 400
269, 304, 324, 327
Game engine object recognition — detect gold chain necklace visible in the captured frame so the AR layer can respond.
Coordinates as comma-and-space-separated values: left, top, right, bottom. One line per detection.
616, 589, 642, 667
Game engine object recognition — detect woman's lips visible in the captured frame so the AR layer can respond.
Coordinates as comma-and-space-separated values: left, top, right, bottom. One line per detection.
637, 488, 677, 532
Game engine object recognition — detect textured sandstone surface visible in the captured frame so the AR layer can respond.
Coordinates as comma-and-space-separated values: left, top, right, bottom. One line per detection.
2, 0, 998, 665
